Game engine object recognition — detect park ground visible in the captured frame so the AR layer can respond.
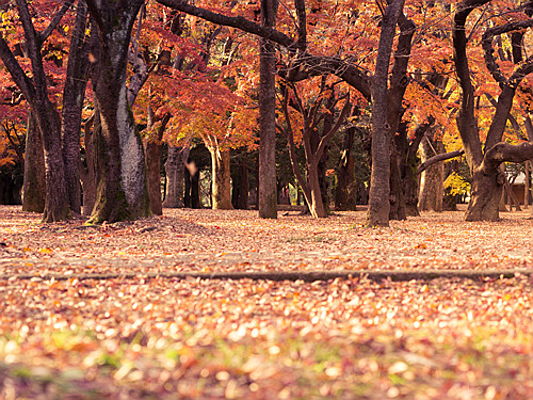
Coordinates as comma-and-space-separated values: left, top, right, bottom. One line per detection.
0, 206, 532, 399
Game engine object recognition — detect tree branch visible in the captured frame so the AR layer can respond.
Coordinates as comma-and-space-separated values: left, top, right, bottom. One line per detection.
417, 150, 465, 174
40, 0, 75, 44
482, 19, 533, 86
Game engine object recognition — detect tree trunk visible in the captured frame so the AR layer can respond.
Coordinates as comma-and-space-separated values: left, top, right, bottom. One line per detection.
145, 140, 163, 215
81, 117, 97, 216
163, 146, 189, 208
22, 112, 45, 213
418, 139, 444, 212
307, 164, 327, 218
335, 127, 357, 211
87, 3, 149, 223
366, 0, 406, 226
210, 147, 233, 210
37, 101, 70, 222
232, 155, 249, 209
61, 1, 89, 215
465, 169, 503, 221
389, 146, 406, 220
184, 165, 201, 209
258, 0, 278, 219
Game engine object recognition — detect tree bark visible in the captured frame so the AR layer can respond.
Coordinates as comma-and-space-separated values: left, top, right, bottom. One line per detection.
86, 1, 149, 223
419, 139, 444, 212
81, 116, 97, 216
61, 1, 89, 215
232, 154, 249, 209
210, 147, 233, 210
335, 127, 357, 211
163, 146, 189, 208
22, 112, 45, 213
258, 0, 279, 218
366, 0, 406, 226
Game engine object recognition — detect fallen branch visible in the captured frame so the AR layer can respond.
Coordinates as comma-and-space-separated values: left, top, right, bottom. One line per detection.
1, 269, 530, 282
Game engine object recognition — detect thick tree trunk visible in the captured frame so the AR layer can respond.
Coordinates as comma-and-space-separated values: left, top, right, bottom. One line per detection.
87, 3, 149, 223
335, 127, 357, 211
258, 0, 278, 219
163, 146, 189, 208
419, 139, 444, 212
210, 147, 233, 210
22, 112, 45, 213
465, 169, 503, 221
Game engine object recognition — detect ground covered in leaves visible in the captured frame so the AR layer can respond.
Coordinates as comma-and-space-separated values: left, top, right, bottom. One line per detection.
0, 206, 532, 399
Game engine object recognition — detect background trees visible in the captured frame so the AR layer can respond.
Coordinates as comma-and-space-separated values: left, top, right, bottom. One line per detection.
0, 0, 531, 224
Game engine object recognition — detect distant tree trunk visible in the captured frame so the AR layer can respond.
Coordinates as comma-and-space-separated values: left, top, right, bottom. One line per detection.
258, 0, 278, 219
22, 112, 45, 213
81, 115, 97, 216
389, 146, 406, 220
184, 165, 201, 209
419, 139, 444, 212
232, 155, 249, 209
335, 127, 357, 211
163, 146, 189, 208
145, 141, 162, 215
144, 112, 169, 216
210, 147, 233, 210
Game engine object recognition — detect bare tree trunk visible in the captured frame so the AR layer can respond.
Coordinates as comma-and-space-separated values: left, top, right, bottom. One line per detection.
232, 154, 249, 209
335, 127, 357, 211
145, 141, 162, 215
81, 117, 97, 216
258, 0, 278, 219
419, 139, 444, 212
86, 1, 149, 223
61, 1, 89, 215
163, 146, 189, 208
366, 0, 406, 226
210, 147, 233, 210
22, 112, 45, 213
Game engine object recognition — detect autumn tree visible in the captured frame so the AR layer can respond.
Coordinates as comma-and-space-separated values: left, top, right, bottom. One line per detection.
453, 0, 533, 221
0, 0, 91, 221
84, 0, 150, 223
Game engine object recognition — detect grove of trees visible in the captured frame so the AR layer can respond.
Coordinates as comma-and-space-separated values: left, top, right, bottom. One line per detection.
0, 0, 532, 226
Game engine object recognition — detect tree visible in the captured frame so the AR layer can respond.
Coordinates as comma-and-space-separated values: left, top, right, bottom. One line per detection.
278, 77, 352, 218
452, 0, 533, 221
84, 0, 150, 223
0, 0, 77, 221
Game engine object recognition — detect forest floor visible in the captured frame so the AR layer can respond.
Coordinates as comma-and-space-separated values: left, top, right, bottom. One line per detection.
0, 206, 532, 399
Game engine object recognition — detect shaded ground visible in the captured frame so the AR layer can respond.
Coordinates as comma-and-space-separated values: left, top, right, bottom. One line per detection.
0, 206, 532, 399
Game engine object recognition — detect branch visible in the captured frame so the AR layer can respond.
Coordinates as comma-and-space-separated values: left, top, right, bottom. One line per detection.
452, 0, 490, 168
0, 37, 36, 101
482, 142, 533, 172
157, 0, 372, 101
417, 150, 465, 174
294, 0, 307, 51
315, 95, 352, 162
482, 19, 533, 86
157, 0, 294, 47
40, 0, 75, 44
